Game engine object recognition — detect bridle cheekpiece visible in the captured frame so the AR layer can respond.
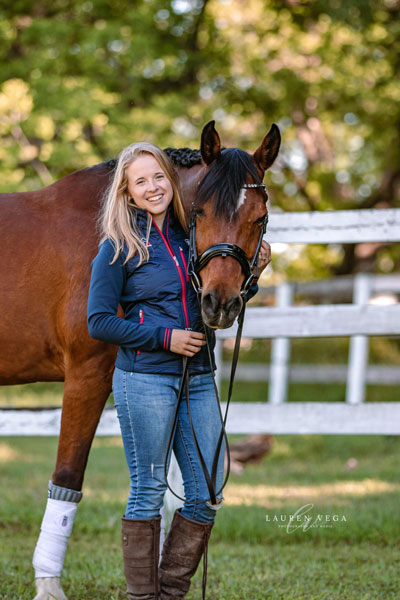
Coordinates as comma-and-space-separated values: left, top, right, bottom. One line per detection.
188, 183, 268, 300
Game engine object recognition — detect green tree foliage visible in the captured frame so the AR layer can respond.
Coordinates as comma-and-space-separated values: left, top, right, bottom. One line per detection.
0, 0, 399, 276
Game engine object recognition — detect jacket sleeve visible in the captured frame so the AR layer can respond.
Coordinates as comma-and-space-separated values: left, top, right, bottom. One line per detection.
87, 240, 167, 351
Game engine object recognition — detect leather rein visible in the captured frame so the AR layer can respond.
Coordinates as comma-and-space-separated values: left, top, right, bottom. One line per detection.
164, 183, 269, 507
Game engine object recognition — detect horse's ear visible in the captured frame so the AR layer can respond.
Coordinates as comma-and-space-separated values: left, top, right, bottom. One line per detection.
200, 120, 221, 165
253, 123, 281, 174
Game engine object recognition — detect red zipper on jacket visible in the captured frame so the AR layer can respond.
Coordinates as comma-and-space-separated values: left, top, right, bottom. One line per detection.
137, 309, 144, 355
179, 246, 190, 282
152, 214, 190, 329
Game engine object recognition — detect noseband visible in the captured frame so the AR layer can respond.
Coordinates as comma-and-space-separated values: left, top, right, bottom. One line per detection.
188, 183, 269, 298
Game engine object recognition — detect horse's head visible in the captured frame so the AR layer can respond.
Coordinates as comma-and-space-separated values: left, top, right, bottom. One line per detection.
189, 120, 281, 329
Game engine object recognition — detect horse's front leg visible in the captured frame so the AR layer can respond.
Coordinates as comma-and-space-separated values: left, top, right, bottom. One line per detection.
32, 356, 114, 600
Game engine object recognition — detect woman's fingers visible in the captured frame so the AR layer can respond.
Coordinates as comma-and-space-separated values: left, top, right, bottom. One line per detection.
188, 331, 206, 341
188, 337, 206, 347
184, 350, 197, 358
170, 329, 207, 356
185, 340, 207, 355
182, 346, 199, 357
257, 241, 272, 273
186, 332, 206, 350
186, 345, 202, 354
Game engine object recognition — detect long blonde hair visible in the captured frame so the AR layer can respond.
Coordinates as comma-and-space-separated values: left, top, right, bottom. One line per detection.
100, 142, 187, 265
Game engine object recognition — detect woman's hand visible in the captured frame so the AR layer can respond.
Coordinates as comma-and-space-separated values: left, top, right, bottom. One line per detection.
170, 330, 206, 357
254, 240, 271, 276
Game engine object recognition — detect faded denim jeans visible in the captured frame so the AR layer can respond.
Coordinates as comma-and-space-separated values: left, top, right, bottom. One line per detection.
112, 367, 225, 524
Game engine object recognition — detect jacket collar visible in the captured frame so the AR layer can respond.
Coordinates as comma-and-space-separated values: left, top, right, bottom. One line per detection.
134, 203, 175, 233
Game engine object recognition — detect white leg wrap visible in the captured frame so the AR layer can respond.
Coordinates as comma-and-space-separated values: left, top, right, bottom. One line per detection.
32, 498, 78, 578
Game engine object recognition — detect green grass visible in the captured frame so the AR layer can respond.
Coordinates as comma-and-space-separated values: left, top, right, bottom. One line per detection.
1, 435, 400, 599
1, 339, 399, 596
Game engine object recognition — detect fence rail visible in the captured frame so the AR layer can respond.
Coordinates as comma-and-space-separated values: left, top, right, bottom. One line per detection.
258, 273, 400, 301
267, 208, 400, 243
1, 401, 400, 437
216, 303, 400, 339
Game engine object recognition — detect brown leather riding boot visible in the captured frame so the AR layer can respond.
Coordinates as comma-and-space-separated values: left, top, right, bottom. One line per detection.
159, 509, 214, 599
121, 515, 161, 599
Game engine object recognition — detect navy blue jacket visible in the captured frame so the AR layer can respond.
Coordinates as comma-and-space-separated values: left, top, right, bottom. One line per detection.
87, 205, 258, 375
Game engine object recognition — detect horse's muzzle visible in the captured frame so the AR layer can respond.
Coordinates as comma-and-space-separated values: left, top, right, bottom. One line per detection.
201, 290, 243, 329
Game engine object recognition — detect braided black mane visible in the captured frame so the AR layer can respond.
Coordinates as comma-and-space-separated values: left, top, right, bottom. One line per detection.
103, 158, 118, 171
164, 147, 202, 167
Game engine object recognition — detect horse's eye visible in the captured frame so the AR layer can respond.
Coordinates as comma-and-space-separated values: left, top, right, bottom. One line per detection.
254, 213, 268, 225
195, 208, 205, 217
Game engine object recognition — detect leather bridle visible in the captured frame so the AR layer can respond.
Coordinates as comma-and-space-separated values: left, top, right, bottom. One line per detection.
188, 183, 269, 299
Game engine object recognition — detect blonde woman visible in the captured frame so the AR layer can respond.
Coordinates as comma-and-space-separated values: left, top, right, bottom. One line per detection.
87, 142, 236, 599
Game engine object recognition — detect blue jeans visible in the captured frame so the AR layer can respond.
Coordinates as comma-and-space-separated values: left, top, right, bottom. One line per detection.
112, 367, 225, 524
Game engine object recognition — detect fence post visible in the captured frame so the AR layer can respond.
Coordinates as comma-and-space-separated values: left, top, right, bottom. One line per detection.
268, 282, 294, 404
346, 273, 372, 404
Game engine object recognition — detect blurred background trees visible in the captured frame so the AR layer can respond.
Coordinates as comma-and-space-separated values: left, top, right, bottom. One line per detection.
1, 0, 399, 278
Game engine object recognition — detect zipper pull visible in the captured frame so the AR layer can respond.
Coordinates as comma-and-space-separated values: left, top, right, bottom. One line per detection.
179, 246, 190, 282
173, 255, 179, 266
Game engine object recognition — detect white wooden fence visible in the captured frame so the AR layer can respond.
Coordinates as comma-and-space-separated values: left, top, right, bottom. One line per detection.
219, 274, 400, 387
1, 208, 400, 437
215, 208, 400, 434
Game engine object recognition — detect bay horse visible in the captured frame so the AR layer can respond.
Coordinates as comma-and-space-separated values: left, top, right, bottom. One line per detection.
0, 120, 280, 599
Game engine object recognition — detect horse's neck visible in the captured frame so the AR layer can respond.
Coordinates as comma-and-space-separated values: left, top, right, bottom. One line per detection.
176, 163, 204, 223
46, 163, 112, 211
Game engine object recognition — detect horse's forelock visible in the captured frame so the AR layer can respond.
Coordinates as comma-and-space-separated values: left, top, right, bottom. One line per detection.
196, 148, 261, 220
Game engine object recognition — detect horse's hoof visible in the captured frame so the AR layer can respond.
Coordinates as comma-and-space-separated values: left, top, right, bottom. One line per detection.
33, 577, 67, 600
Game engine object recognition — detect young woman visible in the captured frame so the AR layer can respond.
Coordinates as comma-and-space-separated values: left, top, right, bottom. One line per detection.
87, 142, 269, 599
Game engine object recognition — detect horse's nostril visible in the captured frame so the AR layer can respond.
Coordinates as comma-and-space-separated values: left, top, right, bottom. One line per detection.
202, 290, 220, 316
225, 295, 242, 318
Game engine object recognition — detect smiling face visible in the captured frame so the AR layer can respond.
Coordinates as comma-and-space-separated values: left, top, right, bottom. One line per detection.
126, 153, 173, 227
